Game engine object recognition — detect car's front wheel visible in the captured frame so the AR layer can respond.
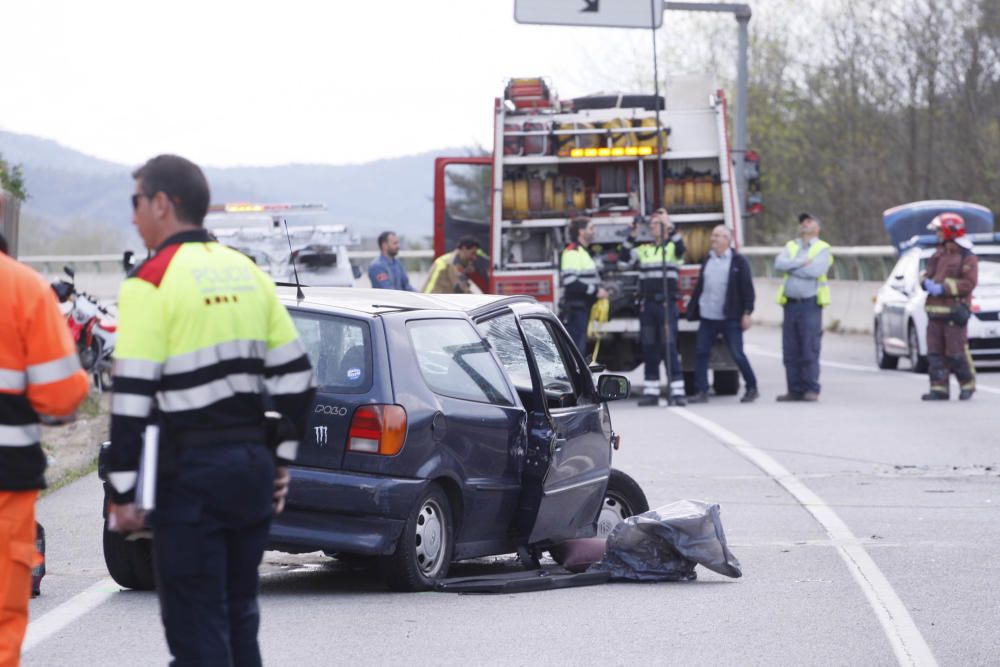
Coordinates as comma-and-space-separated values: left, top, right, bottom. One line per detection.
380, 484, 453, 591
874, 320, 899, 369
102, 517, 155, 590
596, 469, 649, 539
908, 323, 928, 373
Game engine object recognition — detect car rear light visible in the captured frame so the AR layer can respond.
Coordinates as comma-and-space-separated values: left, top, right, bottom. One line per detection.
493, 275, 554, 302
972, 298, 981, 313
348, 405, 407, 455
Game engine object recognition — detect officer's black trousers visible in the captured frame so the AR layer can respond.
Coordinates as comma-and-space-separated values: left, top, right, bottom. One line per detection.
152, 441, 275, 667
640, 298, 682, 384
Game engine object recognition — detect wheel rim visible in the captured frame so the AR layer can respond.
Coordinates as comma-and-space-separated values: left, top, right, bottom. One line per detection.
596, 493, 633, 539
874, 323, 885, 365
908, 327, 920, 368
413, 498, 446, 576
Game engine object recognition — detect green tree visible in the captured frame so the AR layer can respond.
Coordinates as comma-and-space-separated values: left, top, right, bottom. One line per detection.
0, 152, 28, 200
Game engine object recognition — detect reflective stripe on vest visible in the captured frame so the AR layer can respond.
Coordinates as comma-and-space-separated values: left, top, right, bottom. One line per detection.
776, 239, 833, 307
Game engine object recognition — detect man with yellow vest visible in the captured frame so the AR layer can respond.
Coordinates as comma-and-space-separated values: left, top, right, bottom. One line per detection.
423, 237, 483, 294
774, 212, 833, 402
623, 208, 687, 406
1, 232, 89, 664
560, 218, 608, 355
107, 155, 316, 665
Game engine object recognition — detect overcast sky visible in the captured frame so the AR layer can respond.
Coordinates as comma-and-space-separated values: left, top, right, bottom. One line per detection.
6, 0, 722, 168
6, 1, 822, 169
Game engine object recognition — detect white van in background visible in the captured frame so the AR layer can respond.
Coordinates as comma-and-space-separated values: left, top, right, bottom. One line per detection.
204, 203, 360, 287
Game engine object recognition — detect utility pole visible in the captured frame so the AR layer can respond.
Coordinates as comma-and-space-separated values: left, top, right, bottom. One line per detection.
663, 2, 752, 215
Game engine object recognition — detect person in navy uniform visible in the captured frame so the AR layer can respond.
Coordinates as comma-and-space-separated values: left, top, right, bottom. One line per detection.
368, 231, 416, 291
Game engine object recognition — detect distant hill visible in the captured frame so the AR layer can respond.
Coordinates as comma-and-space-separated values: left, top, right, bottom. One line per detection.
0, 130, 464, 254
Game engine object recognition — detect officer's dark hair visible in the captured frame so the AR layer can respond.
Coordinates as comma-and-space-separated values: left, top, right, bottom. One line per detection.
377, 231, 396, 250
456, 236, 480, 249
0, 232, 7, 255
132, 154, 211, 226
798, 212, 821, 225
568, 217, 590, 242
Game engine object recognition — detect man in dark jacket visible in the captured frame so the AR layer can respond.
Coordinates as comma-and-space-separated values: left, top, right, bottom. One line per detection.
686, 225, 758, 403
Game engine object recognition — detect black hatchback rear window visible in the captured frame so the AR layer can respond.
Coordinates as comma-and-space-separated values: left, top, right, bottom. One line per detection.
291, 310, 372, 393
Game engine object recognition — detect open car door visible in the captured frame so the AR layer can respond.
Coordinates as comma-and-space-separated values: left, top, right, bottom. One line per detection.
476, 304, 612, 546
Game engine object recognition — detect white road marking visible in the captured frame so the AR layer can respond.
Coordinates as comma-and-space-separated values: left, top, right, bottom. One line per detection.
745, 343, 1000, 393
672, 408, 938, 667
22, 578, 119, 653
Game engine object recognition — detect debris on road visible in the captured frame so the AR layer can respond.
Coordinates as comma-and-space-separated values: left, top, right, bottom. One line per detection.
592, 500, 742, 582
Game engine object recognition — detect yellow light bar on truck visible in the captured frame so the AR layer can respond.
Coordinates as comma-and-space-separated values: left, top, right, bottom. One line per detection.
568, 146, 654, 158
225, 204, 265, 212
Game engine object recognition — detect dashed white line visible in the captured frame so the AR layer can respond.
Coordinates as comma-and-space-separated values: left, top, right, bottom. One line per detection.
672, 408, 938, 667
22, 578, 119, 653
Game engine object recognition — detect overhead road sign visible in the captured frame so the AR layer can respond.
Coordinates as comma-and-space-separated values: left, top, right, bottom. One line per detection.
514, 0, 663, 29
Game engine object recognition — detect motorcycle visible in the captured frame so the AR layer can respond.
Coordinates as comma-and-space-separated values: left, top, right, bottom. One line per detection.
51, 266, 117, 391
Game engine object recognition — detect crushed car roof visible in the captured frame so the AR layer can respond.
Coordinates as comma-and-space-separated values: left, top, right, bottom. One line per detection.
277, 286, 536, 316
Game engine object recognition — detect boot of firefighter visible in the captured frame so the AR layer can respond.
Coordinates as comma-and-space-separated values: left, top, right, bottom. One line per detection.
951, 350, 976, 400
923, 354, 949, 400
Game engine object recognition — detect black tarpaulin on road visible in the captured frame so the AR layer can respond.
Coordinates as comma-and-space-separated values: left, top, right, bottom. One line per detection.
591, 499, 742, 582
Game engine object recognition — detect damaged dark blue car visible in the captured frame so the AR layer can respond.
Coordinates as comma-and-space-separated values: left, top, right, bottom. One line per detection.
100, 288, 647, 592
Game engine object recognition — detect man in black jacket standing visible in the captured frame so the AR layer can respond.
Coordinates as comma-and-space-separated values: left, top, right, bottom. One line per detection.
686, 225, 759, 403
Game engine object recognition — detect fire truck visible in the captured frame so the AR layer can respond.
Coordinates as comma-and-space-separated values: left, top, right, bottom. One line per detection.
204, 203, 361, 287
433, 76, 745, 393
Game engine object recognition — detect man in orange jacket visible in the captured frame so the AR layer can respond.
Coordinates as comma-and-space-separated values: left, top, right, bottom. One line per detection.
0, 233, 89, 665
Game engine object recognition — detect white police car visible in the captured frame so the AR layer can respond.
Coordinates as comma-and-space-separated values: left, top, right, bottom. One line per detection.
874, 240, 1000, 371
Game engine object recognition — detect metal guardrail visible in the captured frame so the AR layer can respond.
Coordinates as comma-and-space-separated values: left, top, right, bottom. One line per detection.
20, 254, 125, 273
741, 245, 897, 282
21, 246, 901, 283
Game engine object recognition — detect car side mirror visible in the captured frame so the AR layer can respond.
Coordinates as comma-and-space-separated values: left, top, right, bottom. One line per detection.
352, 264, 362, 280
597, 374, 630, 401
63, 265, 75, 279
122, 250, 136, 273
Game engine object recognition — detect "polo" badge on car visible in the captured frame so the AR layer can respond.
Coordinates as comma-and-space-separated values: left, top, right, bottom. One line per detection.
314, 404, 348, 416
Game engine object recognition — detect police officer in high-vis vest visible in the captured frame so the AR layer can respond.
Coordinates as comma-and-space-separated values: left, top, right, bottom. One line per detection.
774, 212, 833, 402
624, 208, 686, 406
107, 155, 317, 666
560, 218, 608, 355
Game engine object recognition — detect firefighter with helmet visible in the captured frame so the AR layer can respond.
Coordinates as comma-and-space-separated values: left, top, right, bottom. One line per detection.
921, 212, 978, 400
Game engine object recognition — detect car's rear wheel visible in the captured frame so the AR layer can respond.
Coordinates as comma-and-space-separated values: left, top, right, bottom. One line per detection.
874, 320, 899, 369
712, 370, 740, 396
596, 469, 649, 539
102, 517, 155, 590
380, 484, 453, 592
908, 323, 928, 373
